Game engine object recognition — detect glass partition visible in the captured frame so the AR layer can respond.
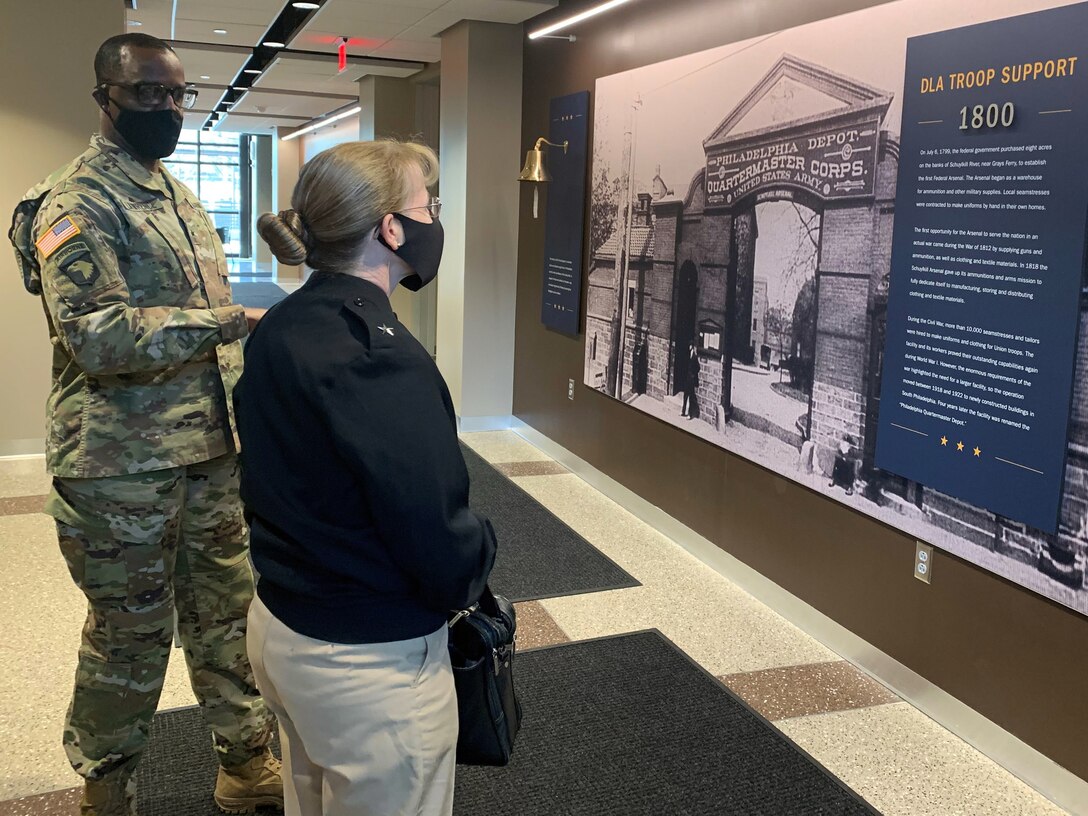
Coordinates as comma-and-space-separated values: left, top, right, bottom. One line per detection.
166, 130, 251, 258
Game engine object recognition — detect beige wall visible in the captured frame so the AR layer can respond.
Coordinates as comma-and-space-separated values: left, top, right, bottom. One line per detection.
359, 75, 441, 355
262, 117, 359, 282
438, 21, 523, 421
358, 76, 415, 141
411, 79, 441, 356
301, 115, 360, 163
0, 0, 123, 456
437, 26, 471, 414
272, 127, 302, 281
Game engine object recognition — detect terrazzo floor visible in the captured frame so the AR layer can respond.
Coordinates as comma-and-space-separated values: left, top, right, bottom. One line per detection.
0, 432, 1072, 815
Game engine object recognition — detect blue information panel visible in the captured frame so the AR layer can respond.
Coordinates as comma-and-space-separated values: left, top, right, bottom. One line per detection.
541, 91, 590, 335
876, 3, 1088, 532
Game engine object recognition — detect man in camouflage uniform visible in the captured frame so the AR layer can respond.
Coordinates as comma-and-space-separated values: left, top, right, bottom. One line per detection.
8, 33, 280, 815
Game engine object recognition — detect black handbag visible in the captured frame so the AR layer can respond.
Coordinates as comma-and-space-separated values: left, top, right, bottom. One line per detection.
447, 586, 522, 766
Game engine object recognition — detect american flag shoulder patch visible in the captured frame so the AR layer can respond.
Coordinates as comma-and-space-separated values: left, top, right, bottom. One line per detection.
35, 216, 82, 260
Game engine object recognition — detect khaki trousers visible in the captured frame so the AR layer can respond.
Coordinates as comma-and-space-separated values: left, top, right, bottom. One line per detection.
247, 595, 458, 816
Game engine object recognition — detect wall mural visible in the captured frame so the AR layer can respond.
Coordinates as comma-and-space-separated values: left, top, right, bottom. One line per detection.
584, 0, 1088, 613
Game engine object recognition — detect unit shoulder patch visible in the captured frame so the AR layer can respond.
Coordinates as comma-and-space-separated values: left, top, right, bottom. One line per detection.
35, 215, 81, 260
52, 241, 98, 287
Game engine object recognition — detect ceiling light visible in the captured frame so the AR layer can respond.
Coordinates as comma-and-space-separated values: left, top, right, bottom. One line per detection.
281, 105, 361, 141
127, 20, 143, 26
200, 75, 211, 80
292, 1, 321, 8
528, 0, 634, 39
244, 68, 262, 74
263, 41, 286, 48
213, 29, 228, 34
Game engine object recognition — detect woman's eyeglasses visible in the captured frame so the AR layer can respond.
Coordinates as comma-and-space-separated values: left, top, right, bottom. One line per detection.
98, 82, 199, 110
398, 197, 442, 219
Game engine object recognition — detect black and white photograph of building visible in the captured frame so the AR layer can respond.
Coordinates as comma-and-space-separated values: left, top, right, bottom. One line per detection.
583, 0, 1088, 613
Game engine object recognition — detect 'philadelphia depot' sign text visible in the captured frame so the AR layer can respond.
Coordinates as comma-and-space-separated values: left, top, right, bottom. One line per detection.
706, 117, 881, 206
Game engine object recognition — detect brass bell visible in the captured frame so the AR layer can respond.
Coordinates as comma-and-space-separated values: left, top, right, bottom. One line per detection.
518, 137, 568, 183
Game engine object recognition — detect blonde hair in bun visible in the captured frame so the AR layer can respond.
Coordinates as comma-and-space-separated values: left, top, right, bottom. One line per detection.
256, 138, 439, 272
256, 209, 310, 266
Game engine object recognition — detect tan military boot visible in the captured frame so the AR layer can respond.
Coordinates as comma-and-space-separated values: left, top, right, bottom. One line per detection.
213, 749, 283, 814
80, 775, 136, 816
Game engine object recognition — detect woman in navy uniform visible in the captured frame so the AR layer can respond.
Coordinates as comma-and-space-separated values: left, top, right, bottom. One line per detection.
234, 140, 497, 816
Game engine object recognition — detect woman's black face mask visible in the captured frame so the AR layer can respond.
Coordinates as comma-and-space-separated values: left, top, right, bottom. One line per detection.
379, 215, 445, 291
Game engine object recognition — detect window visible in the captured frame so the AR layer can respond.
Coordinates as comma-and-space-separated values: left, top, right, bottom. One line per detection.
165, 130, 251, 258
698, 318, 723, 356
626, 280, 638, 319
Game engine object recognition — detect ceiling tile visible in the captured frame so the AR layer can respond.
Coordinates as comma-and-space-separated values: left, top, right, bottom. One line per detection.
125, 0, 174, 40
346, 63, 423, 80
295, 24, 407, 54
402, 12, 464, 40
233, 90, 346, 118
180, 0, 283, 26
174, 19, 270, 48
369, 38, 441, 63
255, 52, 422, 95
257, 54, 365, 95
306, 1, 439, 30
444, 0, 555, 24
215, 115, 310, 133
172, 45, 251, 86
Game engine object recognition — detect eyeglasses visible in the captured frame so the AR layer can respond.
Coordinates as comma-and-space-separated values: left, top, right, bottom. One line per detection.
399, 197, 441, 219
98, 82, 199, 110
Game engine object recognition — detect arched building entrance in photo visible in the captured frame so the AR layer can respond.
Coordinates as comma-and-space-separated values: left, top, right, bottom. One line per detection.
588, 55, 898, 477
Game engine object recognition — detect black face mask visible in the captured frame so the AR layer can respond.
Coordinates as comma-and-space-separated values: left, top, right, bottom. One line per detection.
106, 103, 184, 160
379, 215, 444, 292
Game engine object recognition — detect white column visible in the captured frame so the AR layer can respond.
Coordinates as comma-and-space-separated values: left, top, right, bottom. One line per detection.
252, 134, 274, 270
438, 21, 523, 425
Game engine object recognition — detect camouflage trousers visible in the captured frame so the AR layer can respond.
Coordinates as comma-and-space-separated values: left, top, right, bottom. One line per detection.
46, 453, 273, 784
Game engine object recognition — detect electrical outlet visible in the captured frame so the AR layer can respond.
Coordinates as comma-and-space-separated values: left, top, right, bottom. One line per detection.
914, 541, 933, 584
567, 378, 575, 400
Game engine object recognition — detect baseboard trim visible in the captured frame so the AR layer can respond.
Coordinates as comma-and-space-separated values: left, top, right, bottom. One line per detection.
507, 417, 1088, 816
457, 415, 515, 433
0, 439, 45, 459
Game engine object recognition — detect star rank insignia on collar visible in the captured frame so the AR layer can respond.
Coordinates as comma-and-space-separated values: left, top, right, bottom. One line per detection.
378, 324, 394, 336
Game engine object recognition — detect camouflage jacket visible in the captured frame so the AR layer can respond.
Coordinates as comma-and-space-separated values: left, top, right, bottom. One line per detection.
8, 135, 248, 478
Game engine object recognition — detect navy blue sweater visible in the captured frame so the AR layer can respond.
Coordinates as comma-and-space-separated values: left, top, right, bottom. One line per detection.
235, 272, 496, 643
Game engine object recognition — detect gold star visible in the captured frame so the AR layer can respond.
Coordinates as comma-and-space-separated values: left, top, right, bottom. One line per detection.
956, 441, 965, 451
940, 436, 948, 446
974, 446, 981, 457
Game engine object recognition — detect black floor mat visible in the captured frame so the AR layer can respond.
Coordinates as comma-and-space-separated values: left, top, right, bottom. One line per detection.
461, 443, 639, 601
138, 631, 878, 815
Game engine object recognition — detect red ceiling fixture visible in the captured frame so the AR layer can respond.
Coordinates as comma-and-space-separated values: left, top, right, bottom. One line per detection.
337, 37, 348, 73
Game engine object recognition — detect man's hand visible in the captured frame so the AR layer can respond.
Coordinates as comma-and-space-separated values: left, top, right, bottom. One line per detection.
244, 307, 268, 333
